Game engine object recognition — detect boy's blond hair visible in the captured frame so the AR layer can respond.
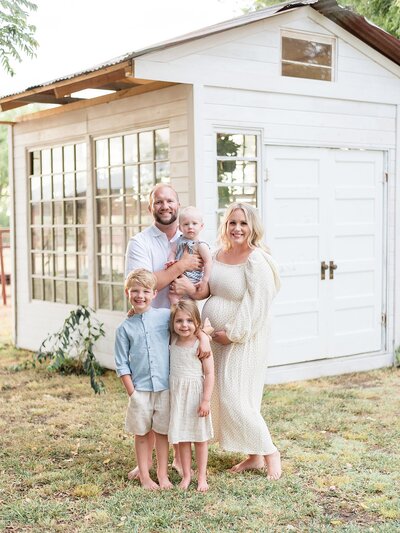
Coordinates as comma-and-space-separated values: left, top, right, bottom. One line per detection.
125, 268, 157, 291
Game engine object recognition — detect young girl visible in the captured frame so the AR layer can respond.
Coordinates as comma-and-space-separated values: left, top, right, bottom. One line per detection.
169, 299, 214, 492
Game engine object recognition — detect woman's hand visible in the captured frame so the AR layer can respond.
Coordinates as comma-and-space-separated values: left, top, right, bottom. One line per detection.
212, 330, 231, 345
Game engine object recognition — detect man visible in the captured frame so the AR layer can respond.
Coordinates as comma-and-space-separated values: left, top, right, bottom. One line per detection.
124, 183, 202, 480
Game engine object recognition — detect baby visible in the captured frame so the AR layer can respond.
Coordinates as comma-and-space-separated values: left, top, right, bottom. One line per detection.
167, 206, 212, 305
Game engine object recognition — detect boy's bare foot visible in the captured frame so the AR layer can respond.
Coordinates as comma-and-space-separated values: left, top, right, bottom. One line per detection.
264, 450, 282, 480
158, 475, 173, 490
197, 478, 209, 492
229, 455, 264, 473
178, 477, 191, 490
139, 477, 160, 490
128, 466, 140, 480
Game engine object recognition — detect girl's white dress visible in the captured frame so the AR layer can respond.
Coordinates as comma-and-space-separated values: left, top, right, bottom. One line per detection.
168, 339, 213, 444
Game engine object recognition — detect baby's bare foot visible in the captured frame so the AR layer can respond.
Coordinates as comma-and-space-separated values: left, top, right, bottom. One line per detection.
229, 456, 264, 473
127, 466, 139, 480
264, 450, 282, 481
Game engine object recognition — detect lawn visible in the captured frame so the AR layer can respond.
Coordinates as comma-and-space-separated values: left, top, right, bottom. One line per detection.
0, 342, 399, 532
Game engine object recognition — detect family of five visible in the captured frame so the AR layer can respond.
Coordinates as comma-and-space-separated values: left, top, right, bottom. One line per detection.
114, 184, 281, 491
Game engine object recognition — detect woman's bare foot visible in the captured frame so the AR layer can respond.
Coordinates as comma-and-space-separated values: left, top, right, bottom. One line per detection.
158, 475, 173, 490
197, 477, 209, 492
179, 476, 191, 490
139, 476, 160, 490
264, 450, 282, 480
229, 455, 265, 473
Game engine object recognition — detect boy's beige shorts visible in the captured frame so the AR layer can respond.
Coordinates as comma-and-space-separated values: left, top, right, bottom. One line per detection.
125, 389, 170, 436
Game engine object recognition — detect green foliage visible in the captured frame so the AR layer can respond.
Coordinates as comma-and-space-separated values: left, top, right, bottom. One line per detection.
0, 0, 38, 76
395, 345, 400, 367
36, 306, 106, 394
243, 0, 400, 38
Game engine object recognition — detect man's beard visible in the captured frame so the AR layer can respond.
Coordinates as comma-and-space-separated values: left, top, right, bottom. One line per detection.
154, 212, 178, 226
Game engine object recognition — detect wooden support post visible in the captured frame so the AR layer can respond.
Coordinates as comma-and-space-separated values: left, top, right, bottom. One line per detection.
0, 230, 6, 305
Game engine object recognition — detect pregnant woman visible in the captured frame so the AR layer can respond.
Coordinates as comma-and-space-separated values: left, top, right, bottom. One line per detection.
201, 202, 282, 480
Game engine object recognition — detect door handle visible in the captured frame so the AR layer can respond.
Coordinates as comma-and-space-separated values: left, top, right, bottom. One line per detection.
321, 261, 329, 280
329, 260, 337, 280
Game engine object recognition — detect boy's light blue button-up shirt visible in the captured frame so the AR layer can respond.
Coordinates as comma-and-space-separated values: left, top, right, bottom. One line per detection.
114, 307, 170, 392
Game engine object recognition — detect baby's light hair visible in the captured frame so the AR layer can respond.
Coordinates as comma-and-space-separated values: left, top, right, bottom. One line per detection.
178, 206, 204, 225
170, 299, 201, 335
125, 268, 157, 291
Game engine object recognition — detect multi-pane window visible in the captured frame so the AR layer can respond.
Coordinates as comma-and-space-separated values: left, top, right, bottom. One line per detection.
216, 133, 258, 222
29, 143, 88, 305
95, 128, 170, 311
281, 30, 335, 81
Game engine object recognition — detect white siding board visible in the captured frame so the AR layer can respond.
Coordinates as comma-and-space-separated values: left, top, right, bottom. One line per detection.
202, 42, 278, 63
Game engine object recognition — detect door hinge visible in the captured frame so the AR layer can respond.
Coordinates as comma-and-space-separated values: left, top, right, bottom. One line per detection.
381, 313, 387, 327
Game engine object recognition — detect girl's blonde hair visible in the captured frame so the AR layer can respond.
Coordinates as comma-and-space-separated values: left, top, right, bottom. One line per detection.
125, 268, 157, 291
170, 299, 201, 335
218, 202, 267, 251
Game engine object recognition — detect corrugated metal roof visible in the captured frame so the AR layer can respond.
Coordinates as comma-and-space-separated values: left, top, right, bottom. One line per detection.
1, 0, 399, 100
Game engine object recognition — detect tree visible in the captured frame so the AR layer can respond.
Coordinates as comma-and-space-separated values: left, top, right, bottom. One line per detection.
243, 0, 400, 39
0, 0, 38, 76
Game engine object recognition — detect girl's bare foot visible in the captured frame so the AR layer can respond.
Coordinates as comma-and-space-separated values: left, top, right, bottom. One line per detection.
139, 477, 160, 490
264, 450, 282, 480
158, 475, 173, 490
172, 459, 183, 476
179, 476, 191, 490
229, 455, 264, 473
197, 478, 209, 492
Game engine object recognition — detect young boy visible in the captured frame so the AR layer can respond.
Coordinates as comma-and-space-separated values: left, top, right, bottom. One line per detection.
114, 268, 172, 490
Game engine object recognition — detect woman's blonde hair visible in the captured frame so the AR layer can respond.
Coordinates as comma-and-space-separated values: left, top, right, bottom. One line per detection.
218, 202, 267, 251
170, 299, 201, 335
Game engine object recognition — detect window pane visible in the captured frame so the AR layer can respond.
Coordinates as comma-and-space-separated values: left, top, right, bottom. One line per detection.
31, 177, 41, 201
111, 196, 123, 225
43, 228, 52, 250
31, 151, 41, 175
140, 196, 152, 226
76, 172, 86, 197
33, 278, 43, 300
99, 255, 110, 281
110, 136, 123, 166
218, 185, 257, 209
112, 256, 124, 282
53, 174, 63, 199
155, 128, 169, 160
55, 281, 65, 303
78, 283, 88, 306
96, 169, 108, 195
244, 135, 257, 158
98, 284, 110, 309
139, 131, 153, 161
42, 175, 51, 201
96, 139, 108, 168
42, 202, 52, 225
97, 198, 109, 225
65, 228, 75, 252
42, 149, 51, 175
66, 282, 77, 305
76, 200, 86, 225
55, 255, 64, 277
76, 143, 86, 171
282, 37, 332, 66
53, 147, 63, 174
217, 134, 243, 157
64, 172, 75, 198
124, 134, 138, 164
77, 228, 87, 252
155, 162, 170, 183
44, 279, 53, 302
66, 255, 76, 278
98, 227, 110, 254
282, 62, 332, 81
31, 202, 41, 225
125, 165, 139, 195
78, 255, 88, 279
111, 227, 124, 255
125, 195, 139, 226
110, 167, 123, 195
64, 145, 75, 172
43, 253, 53, 276
112, 285, 124, 311
139, 164, 154, 196
32, 253, 42, 275
31, 228, 42, 250
53, 201, 63, 225
54, 228, 63, 252
218, 161, 257, 185
64, 201, 74, 224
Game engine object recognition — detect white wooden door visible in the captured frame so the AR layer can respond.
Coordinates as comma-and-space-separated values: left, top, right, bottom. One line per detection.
265, 146, 385, 366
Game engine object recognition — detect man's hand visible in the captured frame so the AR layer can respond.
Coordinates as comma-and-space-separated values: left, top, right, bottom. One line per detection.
180, 249, 203, 272
212, 330, 231, 345
171, 275, 196, 297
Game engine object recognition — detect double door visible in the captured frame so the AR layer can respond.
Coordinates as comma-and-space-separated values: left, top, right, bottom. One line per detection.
265, 146, 385, 366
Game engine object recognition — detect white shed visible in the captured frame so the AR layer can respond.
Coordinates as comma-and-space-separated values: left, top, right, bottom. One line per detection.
1, 0, 399, 383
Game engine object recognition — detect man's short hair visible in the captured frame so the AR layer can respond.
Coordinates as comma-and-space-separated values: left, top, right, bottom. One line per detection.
125, 268, 157, 291
148, 183, 179, 205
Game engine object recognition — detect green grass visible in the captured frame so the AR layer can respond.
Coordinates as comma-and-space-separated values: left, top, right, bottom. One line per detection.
0, 342, 399, 532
